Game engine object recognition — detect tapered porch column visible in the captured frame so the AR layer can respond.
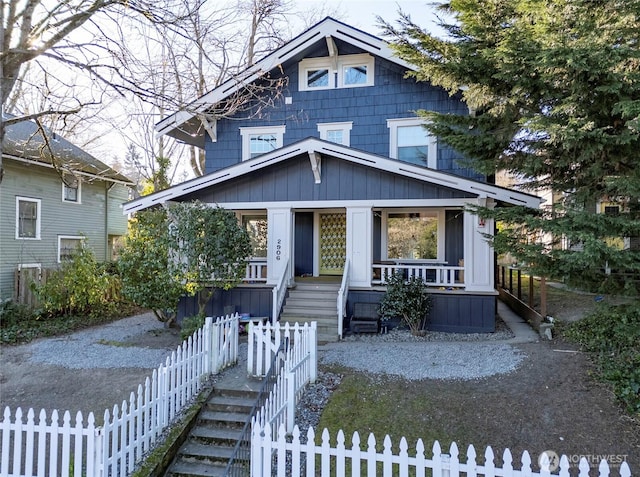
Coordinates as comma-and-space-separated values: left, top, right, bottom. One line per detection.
346, 206, 372, 287
267, 207, 293, 285
463, 199, 496, 292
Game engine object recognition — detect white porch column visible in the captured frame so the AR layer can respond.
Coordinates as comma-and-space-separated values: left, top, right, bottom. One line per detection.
267, 207, 293, 285
346, 206, 372, 287
463, 199, 496, 292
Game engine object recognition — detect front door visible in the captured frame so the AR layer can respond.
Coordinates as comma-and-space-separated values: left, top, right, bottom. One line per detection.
319, 212, 346, 275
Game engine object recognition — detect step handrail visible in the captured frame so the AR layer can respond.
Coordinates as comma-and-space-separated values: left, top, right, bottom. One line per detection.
271, 257, 290, 324
337, 259, 350, 339
223, 338, 289, 477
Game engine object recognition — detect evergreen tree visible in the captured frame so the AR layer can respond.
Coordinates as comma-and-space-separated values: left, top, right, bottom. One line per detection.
382, 0, 640, 293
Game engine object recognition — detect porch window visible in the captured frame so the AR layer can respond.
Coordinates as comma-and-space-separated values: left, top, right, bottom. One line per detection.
386, 212, 438, 260
16, 197, 41, 240
242, 214, 267, 258
240, 125, 285, 161
387, 118, 437, 168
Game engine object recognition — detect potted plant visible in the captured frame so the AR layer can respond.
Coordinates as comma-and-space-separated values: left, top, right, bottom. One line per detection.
378, 272, 432, 336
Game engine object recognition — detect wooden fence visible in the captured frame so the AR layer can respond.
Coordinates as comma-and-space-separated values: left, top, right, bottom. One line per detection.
13, 268, 57, 308
0, 314, 239, 477
252, 424, 633, 477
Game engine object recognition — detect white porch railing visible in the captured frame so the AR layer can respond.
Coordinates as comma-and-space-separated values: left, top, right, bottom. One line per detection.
337, 259, 350, 339
271, 257, 290, 324
0, 314, 239, 477
244, 259, 267, 282
253, 424, 633, 477
373, 263, 465, 287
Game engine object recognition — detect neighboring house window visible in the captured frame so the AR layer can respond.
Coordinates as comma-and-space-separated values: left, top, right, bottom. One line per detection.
58, 236, 84, 262
16, 197, 41, 240
317, 122, 353, 146
242, 214, 267, 258
240, 126, 286, 161
299, 54, 374, 91
387, 118, 437, 168
384, 211, 442, 261
62, 175, 81, 203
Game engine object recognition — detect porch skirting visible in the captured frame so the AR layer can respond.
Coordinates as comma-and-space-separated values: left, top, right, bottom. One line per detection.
177, 287, 497, 333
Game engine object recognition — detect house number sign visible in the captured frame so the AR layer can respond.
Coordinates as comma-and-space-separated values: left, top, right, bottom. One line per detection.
276, 239, 282, 260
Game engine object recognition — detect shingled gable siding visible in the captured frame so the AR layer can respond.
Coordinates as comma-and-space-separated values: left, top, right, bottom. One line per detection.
180, 156, 476, 205
205, 56, 481, 181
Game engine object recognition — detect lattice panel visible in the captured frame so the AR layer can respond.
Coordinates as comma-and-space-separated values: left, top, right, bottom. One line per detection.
319, 213, 346, 273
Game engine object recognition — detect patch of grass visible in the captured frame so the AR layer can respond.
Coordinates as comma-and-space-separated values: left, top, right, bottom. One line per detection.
562, 303, 640, 417
95, 339, 137, 347
0, 303, 144, 345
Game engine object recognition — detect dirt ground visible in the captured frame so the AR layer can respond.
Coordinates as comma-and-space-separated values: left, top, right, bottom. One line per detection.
1, 306, 638, 474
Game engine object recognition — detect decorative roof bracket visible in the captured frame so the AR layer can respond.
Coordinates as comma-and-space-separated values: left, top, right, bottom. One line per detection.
308, 151, 322, 184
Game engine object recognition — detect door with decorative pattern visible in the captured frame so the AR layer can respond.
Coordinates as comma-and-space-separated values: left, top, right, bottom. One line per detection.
319, 212, 346, 275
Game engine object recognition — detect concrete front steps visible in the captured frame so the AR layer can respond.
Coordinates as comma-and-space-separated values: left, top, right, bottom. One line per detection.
165, 385, 258, 477
279, 281, 341, 342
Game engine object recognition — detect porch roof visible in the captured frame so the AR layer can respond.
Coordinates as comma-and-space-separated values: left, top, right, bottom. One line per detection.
123, 138, 543, 214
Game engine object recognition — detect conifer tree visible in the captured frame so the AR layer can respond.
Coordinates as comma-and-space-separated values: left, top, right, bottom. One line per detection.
382, 0, 640, 293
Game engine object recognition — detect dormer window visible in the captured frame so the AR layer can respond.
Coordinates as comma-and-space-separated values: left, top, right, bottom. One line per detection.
299, 54, 374, 91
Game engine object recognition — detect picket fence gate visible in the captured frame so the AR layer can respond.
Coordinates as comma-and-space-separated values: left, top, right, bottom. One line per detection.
0, 314, 239, 477
252, 423, 633, 477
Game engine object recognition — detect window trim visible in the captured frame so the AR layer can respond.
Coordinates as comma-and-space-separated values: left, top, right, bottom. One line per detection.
299, 54, 375, 91
239, 125, 286, 161
387, 118, 438, 168
58, 235, 85, 263
381, 209, 445, 263
317, 121, 353, 146
15, 196, 41, 240
239, 212, 268, 259
62, 176, 81, 204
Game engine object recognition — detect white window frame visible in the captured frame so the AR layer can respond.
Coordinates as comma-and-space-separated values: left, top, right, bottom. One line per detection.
317, 121, 353, 146
239, 125, 286, 161
387, 118, 438, 169
58, 235, 85, 263
381, 209, 445, 263
299, 54, 375, 91
15, 196, 41, 240
62, 176, 81, 204
238, 212, 268, 259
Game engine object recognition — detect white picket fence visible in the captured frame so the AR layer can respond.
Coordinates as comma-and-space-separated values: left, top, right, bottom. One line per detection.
252, 423, 633, 477
0, 314, 239, 477
247, 321, 317, 378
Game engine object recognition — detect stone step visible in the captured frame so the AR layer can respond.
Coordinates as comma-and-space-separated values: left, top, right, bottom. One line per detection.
167, 458, 227, 477
180, 441, 236, 461
205, 395, 255, 414
190, 425, 244, 445
198, 410, 249, 428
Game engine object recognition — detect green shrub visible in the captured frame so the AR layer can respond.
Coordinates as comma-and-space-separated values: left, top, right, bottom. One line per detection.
564, 303, 640, 415
0, 300, 35, 327
180, 314, 206, 341
378, 272, 432, 336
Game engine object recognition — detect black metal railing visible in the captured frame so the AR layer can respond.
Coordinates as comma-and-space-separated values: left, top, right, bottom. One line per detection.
224, 338, 289, 477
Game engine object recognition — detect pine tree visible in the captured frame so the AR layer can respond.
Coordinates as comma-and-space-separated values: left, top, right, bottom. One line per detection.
382, 0, 640, 293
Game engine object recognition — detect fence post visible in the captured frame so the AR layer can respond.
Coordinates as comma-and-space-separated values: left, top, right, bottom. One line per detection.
441, 453, 451, 477
310, 323, 317, 383
286, 369, 295, 434
93, 428, 104, 477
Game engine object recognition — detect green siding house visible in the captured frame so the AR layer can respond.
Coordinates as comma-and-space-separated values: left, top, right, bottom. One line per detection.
0, 115, 134, 302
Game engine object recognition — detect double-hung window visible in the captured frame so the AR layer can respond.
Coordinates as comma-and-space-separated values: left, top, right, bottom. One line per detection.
387, 118, 437, 168
58, 236, 85, 262
240, 126, 286, 161
16, 197, 41, 240
317, 122, 353, 146
299, 54, 374, 91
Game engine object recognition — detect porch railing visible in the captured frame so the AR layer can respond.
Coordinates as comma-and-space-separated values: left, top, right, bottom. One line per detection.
372, 263, 464, 287
243, 259, 267, 283
271, 257, 290, 324
337, 259, 350, 340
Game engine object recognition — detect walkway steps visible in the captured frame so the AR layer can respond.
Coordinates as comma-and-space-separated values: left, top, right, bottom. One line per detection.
164, 383, 259, 477
279, 281, 341, 342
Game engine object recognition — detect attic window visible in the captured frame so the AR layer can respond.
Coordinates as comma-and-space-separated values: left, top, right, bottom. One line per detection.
240, 125, 286, 161
299, 54, 374, 91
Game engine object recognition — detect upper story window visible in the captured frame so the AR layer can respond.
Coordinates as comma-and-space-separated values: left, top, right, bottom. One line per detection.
317, 122, 353, 146
240, 125, 286, 161
62, 175, 81, 203
299, 54, 374, 91
58, 235, 85, 262
16, 196, 41, 240
387, 118, 437, 168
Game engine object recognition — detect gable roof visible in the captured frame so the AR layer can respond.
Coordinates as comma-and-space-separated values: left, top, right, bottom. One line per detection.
2, 114, 133, 185
156, 17, 414, 147
122, 138, 542, 214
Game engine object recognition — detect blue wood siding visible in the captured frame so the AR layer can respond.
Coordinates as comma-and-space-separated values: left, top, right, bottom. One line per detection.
205, 55, 483, 181
183, 156, 475, 204
294, 212, 314, 276
177, 287, 272, 322
346, 290, 496, 333
445, 210, 464, 270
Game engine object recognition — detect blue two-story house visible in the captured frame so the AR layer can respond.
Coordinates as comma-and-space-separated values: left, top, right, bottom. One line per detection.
124, 17, 541, 340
